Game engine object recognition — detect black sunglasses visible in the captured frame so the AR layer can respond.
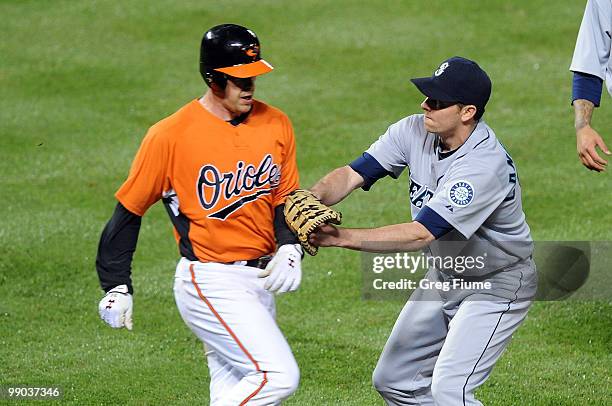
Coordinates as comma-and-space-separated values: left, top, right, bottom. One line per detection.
424, 97, 459, 110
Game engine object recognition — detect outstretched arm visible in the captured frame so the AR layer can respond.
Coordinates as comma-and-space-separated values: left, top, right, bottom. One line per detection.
310, 222, 435, 253
309, 166, 365, 205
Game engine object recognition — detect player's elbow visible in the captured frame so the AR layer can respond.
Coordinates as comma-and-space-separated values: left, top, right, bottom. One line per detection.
343, 165, 366, 190
406, 221, 436, 249
310, 165, 363, 205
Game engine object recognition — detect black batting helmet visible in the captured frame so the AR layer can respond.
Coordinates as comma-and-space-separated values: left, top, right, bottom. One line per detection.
200, 24, 274, 88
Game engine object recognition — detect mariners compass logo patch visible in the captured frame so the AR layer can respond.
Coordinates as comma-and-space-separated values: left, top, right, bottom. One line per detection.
448, 180, 474, 207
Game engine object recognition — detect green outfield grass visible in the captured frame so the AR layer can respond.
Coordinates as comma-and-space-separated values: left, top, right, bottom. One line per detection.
1, 0, 610, 404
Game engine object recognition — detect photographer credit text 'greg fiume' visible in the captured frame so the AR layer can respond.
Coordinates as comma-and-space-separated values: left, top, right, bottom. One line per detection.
366, 252, 491, 294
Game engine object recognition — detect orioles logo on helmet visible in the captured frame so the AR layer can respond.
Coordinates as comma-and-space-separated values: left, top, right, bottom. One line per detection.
245, 46, 259, 59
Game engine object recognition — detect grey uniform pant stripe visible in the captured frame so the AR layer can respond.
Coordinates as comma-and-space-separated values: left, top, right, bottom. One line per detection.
461, 270, 524, 405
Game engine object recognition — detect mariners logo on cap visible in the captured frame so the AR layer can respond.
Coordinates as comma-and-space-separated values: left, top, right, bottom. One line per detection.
448, 180, 474, 207
434, 62, 449, 77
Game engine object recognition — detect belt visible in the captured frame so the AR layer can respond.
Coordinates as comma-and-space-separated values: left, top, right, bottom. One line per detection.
226, 255, 273, 270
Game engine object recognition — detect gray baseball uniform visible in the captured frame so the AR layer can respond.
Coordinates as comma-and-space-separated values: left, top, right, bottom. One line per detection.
570, 0, 612, 96
351, 114, 537, 405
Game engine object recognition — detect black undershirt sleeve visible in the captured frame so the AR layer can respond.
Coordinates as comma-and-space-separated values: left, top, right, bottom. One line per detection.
274, 204, 299, 247
95, 202, 142, 294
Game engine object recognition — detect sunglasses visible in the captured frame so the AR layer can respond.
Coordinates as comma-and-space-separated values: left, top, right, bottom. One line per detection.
424, 97, 460, 110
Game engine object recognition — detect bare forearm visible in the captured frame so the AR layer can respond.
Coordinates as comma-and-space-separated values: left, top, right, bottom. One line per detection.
573, 98, 609, 171
309, 166, 364, 206
574, 99, 595, 131
318, 222, 434, 253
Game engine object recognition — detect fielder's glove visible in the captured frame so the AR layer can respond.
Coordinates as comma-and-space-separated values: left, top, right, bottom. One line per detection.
98, 284, 133, 330
258, 244, 303, 294
284, 189, 342, 256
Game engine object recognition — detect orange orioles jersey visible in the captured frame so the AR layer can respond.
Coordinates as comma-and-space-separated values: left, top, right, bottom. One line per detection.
115, 99, 299, 263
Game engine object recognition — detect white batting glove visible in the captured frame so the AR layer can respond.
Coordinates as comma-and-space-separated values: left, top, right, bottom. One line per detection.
258, 244, 303, 294
98, 284, 133, 330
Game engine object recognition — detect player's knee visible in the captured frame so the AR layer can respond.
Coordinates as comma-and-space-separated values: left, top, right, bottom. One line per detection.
267, 361, 300, 398
431, 374, 464, 404
374, 364, 427, 398
372, 362, 393, 392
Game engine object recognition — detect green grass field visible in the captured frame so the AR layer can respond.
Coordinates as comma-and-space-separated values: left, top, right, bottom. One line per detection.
1, 0, 611, 404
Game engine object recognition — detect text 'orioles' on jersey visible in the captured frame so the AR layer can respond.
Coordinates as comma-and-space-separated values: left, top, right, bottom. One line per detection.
115, 99, 299, 263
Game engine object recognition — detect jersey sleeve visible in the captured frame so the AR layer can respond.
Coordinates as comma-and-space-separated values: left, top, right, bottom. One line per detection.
272, 115, 299, 207
349, 152, 393, 191
115, 129, 170, 216
424, 158, 513, 240
570, 0, 612, 80
353, 116, 416, 191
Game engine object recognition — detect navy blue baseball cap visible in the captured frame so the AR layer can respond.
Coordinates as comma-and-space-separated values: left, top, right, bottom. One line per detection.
411, 56, 492, 115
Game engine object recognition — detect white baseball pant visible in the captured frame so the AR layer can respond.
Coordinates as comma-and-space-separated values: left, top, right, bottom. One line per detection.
173, 258, 299, 405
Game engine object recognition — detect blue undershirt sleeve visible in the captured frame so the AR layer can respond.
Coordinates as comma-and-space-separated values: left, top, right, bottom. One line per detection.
414, 206, 454, 239
572, 71, 603, 107
349, 152, 394, 191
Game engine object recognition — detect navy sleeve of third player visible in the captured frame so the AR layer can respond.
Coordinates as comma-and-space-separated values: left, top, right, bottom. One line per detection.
349, 152, 395, 191
572, 71, 603, 106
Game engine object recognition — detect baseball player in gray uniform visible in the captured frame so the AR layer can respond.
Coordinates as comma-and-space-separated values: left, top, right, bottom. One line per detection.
308, 57, 537, 405
570, 0, 611, 172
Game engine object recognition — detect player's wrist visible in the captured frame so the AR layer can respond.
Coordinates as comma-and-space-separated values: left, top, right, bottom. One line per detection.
575, 124, 592, 133
104, 283, 133, 295
328, 227, 348, 248
278, 243, 303, 258
307, 188, 323, 201
107, 284, 129, 294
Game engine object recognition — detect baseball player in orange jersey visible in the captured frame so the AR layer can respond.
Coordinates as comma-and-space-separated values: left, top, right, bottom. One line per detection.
96, 24, 302, 404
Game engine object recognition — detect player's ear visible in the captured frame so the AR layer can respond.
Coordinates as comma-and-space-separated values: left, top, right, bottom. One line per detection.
460, 104, 477, 123
210, 82, 226, 98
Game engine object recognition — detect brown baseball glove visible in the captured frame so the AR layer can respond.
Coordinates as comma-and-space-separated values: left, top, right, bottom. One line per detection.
284, 189, 342, 256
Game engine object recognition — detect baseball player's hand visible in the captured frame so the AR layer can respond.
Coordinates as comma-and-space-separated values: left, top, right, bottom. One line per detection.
98, 284, 133, 330
577, 126, 610, 172
258, 244, 303, 294
309, 224, 342, 248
